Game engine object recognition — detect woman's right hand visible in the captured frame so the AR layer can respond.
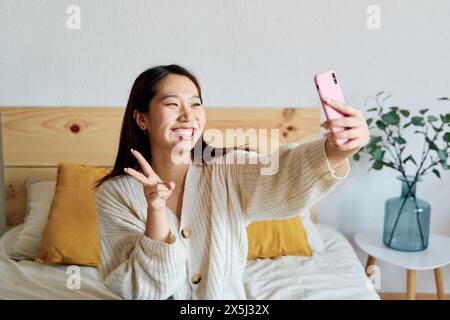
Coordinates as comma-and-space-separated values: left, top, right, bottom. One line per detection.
124, 148, 175, 212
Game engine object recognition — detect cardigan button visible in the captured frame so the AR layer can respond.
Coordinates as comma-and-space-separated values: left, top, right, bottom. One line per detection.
168, 233, 176, 244
191, 274, 202, 285
181, 227, 192, 239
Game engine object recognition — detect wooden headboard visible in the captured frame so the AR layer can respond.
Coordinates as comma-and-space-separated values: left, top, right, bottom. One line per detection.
0, 106, 321, 226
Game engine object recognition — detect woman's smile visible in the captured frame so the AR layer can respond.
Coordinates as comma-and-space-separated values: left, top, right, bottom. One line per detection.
170, 126, 197, 141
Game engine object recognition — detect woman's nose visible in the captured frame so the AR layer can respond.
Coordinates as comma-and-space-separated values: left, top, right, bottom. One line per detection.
179, 104, 195, 120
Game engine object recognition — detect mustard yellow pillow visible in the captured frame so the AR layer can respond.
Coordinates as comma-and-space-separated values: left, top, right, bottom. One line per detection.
35, 164, 111, 266
247, 216, 312, 259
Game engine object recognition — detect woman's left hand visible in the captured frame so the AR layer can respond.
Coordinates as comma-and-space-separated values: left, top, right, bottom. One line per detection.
320, 98, 370, 157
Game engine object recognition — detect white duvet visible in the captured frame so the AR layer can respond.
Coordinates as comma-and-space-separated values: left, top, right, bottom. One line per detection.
0, 224, 379, 300
244, 225, 380, 300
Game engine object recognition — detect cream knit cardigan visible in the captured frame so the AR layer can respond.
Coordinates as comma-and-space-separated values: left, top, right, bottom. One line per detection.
95, 137, 350, 300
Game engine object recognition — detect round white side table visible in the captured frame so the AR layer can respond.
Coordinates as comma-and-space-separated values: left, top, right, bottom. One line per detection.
354, 231, 450, 300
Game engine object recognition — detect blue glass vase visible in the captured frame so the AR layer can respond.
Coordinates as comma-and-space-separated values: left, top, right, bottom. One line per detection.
383, 175, 431, 252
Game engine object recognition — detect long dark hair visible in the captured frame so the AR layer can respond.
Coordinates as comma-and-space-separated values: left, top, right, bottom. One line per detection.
94, 64, 249, 189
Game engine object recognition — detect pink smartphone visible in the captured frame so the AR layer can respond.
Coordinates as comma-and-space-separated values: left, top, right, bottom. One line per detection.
314, 70, 349, 145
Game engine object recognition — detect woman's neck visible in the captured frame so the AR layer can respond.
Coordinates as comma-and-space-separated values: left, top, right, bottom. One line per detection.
149, 148, 191, 186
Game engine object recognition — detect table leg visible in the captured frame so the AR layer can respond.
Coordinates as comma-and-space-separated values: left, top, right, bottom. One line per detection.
365, 255, 376, 277
434, 268, 444, 300
407, 269, 416, 300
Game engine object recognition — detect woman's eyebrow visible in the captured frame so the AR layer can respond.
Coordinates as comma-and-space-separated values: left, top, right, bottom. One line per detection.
160, 94, 201, 101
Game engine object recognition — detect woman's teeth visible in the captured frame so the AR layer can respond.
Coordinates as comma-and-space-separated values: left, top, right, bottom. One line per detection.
171, 128, 194, 140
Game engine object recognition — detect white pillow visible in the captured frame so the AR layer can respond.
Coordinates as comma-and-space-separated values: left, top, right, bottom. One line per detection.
299, 209, 325, 254
9, 179, 56, 260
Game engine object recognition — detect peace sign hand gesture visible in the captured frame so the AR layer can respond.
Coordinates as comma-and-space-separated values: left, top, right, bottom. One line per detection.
124, 149, 175, 212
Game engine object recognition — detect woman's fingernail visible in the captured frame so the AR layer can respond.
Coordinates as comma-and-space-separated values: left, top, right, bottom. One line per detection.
124, 168, 128, 172
130, 148, 134, 152
166, 181, 175, 190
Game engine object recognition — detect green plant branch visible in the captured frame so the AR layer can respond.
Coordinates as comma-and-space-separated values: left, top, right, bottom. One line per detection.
357, 93, 449, 249
416, 126, 429, 173
420, 157, 442, 176
415, 124, 440, 179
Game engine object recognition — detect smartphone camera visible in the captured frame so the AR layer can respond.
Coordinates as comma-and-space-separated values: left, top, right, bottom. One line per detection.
332, 73, 338, 84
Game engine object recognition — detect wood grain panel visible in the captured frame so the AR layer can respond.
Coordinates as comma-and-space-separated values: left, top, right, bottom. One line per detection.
1, 107, 124, 167
0, 106, 320, 225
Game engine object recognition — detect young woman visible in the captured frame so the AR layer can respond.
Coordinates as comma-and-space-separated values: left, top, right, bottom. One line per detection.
95, 64, 369, 300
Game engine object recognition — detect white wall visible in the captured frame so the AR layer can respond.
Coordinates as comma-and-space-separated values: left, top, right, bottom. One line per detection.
1, 0, 449, 294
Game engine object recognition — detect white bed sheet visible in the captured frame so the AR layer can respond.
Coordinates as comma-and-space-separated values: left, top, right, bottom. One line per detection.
0, 224, 379, 300
0, 225, 120, 300
243, 224, 380, 300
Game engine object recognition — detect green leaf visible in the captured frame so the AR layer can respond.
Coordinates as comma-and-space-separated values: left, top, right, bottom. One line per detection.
399, 109, 410, 117
376, 91, 385, 97
369, 136, 382, 144
432, 169, 441, 178
403, 122, 412, 129
403, 155, 417, 166
394, 137, 407, 144
374, 148, 383, 160
438, 149, 447, 161
438, 97, 449, 101
369, 147, 382, 157
367, 107, 378, 112
373, 161, 384, 170
443, 132, 450, 142
366, 118, 373, 126
444, 114, 450, 123
414, 130, 426, 136
419, 108, 429, 115
427, 115, 438, 122
411, 116, 425, 126
426, 137, 439, 150
389, 106, 399, 112
381, 111, 400, 125
353, 153, 360, 161
441, 161, 449, 171
376, 120, 386, 130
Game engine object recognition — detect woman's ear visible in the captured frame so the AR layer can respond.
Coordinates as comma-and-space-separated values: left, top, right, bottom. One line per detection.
133, 110, 149, 131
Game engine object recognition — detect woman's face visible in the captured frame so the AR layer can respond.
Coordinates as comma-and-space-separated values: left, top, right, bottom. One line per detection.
136, 74, 206, 157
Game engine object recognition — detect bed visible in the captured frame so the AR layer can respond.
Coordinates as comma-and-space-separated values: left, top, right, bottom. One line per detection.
0, 223, 378, 300
0, 106, 379, 300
